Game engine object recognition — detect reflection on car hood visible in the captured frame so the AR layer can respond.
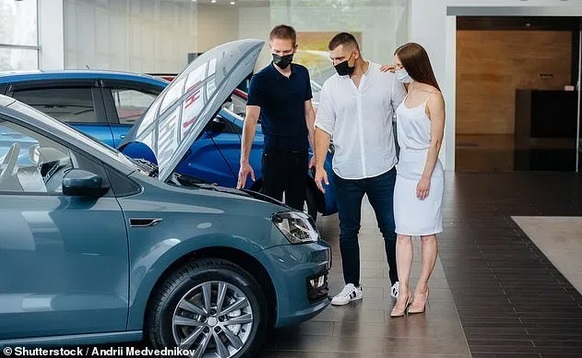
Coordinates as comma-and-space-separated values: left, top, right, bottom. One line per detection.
121, 39, 264, 181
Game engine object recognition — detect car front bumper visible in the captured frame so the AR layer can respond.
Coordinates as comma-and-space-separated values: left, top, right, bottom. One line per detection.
256, 240, 331, 328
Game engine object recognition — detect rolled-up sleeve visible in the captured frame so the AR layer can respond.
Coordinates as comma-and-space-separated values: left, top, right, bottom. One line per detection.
314, 82, 335, 136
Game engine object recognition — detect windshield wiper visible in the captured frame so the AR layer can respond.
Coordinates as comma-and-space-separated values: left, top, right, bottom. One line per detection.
131, 158, 159, 178
172, 172, 213, 187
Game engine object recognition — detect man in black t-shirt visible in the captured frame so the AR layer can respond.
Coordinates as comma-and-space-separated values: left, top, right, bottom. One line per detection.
237, 24, 315, 212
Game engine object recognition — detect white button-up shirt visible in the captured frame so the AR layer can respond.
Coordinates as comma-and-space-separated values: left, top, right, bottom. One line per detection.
315, 62, 407, 180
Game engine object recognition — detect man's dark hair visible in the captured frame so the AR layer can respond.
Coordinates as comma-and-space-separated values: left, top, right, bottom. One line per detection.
270, 24, 297, 46
328, 32, 359, 51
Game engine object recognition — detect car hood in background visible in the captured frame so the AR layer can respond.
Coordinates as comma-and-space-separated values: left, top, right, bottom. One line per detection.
121, 39, 264, 181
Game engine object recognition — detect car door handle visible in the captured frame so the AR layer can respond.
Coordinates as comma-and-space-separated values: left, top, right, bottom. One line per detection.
129, 218, 163, 227
120, 135, 126, 139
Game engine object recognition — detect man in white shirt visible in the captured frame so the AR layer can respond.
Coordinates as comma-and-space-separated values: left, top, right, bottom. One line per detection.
314, 32, 406, 306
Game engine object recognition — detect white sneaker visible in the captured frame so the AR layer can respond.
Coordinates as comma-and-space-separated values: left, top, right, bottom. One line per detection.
331, 283, 363, 306
391, 282, 399, 299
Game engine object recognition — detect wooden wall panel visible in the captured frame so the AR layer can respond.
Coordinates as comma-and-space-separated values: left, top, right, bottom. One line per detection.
456, 30, 572, 134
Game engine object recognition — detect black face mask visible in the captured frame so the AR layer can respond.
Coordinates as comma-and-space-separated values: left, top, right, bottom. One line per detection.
273, 53, 293, 69
334, 54, 355, 76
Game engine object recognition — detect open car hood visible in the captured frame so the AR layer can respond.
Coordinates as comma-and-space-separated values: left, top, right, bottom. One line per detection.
121, 39, 264, 181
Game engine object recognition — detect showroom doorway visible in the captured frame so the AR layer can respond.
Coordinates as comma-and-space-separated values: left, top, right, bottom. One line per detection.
454, 16, 582, 173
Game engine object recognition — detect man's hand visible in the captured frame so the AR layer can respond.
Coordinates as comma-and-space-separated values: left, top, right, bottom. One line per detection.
380, 64, 396, 73
237, 162, 255, 189
314, 167, 329, 193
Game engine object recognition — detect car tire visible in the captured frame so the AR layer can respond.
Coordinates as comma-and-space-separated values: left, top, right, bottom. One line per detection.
147, 258, 267, 358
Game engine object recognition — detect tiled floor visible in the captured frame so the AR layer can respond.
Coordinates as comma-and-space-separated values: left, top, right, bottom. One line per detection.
442, 173, 582, 358
260, 197, 471, 358
455, 134, 581, 172
260, 172, 582, 358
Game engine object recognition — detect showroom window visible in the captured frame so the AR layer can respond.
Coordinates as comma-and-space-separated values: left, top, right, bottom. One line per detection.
268, 0, 409, 83
0, 0, 39, 71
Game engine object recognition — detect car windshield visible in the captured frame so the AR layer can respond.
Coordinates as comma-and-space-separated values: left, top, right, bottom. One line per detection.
7, 100, 139, 171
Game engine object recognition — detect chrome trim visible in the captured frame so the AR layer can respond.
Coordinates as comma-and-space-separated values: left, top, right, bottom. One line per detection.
129, 218, 163, 227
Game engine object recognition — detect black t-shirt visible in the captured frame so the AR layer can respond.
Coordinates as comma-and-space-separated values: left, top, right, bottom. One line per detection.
247, 63, 312, 152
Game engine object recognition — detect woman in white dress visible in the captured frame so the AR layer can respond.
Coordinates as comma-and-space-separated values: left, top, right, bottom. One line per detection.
390, 43, 445, 318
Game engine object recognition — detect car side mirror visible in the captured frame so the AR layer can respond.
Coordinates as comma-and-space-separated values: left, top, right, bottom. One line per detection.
62, 169, 107, 197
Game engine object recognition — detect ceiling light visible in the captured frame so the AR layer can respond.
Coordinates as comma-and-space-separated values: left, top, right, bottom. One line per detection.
230, 1, 236, 4
211, 0, 217, 3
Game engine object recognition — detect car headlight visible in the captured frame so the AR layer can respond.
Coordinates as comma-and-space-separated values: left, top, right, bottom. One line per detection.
272, 211, 319, 244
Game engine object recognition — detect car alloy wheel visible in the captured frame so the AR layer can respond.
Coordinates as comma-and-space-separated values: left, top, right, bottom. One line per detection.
172, 281, 253, 357
147, 259, 267, 358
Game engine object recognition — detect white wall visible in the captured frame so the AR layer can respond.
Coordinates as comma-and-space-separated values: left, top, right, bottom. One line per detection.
197, 4, 239, 53
60, 1, 408, 73
63, 0, 246, 73
409, 0, 582, 171
238, 6, 272, 71
64, 0, 199, 73
38, 0, 64, 70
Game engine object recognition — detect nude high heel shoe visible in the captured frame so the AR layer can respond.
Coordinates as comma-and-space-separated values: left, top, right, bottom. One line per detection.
408, 288, 429, 314
390, 295, 412, 318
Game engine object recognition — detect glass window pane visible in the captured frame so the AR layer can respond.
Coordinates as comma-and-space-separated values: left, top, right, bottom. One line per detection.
0, 0, 38, 46
111, 88, 158, 125
11, 88, 98, 124
0, 118, 72, 193
0, 48, 38, 71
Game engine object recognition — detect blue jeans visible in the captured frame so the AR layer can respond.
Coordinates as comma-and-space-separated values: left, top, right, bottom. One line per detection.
334, 168, 398, 286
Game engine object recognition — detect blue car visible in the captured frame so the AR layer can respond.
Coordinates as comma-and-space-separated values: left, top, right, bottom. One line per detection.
0, 39, 331, 357
0, 68, 337, 220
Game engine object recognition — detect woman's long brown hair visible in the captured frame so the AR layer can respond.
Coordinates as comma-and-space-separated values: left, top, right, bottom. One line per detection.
395, 42, 440, 91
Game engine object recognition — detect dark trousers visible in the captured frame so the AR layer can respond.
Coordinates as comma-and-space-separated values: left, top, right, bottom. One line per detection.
334, 168, 398, 286
262, 150, 308, 211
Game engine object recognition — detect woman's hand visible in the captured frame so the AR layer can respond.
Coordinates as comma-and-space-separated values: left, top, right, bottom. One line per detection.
416, 177, 431, 200
380, 64, 396, 73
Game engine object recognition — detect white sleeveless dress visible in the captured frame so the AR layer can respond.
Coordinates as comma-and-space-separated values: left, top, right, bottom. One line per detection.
394, 96, 444, 236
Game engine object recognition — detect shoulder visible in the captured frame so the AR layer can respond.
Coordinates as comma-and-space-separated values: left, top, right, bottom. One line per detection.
292, 63, 309, 72
321, 74, 341, 92
249, 67, 271, 89
292, 64, 311, 78
252, 65, 273, 79
425, 86, 443, 101
368, 62, 396, 81
425, 88, 445, 112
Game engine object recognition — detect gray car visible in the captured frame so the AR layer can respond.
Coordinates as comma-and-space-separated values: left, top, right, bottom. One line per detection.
0, 39, 331, 358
